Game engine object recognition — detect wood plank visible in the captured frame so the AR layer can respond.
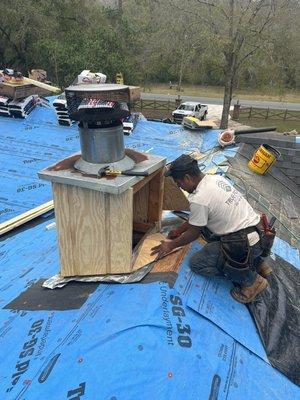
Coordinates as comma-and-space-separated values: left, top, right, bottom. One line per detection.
108, 189, 133, 274
23, 77, 60, 93
0, 200, 54, 236
53, 183, 107, 277
163, 176, 190, 211
132, 233, 165, 270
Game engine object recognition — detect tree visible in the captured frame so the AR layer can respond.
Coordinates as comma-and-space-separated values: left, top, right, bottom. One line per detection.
169, 0, 281, 128
1, 0, 298, 107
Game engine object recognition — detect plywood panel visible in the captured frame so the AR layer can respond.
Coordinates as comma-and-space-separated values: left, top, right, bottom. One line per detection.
163, 177, 189, 211
108, 189, 133, 274
52, 183, 75, 276
53, 183, 107, 277
132, 233, 165, 270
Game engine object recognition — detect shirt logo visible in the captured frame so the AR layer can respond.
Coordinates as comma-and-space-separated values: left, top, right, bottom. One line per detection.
217, 180, 232, 192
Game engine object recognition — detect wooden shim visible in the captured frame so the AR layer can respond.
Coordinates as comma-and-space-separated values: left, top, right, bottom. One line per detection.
0, 200, 54, 236
163, 177, 190, 211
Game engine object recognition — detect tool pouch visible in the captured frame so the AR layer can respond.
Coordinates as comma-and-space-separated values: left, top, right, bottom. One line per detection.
222, 261, 250, 284
220, 232, 252, 284
220, 232, 251, 264
220, 232, 252, 285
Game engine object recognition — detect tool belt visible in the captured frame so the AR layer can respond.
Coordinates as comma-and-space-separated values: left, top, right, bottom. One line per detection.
202, 218, 276, 257
202, 217, 276, 283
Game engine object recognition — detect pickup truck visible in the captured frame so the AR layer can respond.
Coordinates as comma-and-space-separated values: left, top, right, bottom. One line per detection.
172, 101, 208, 123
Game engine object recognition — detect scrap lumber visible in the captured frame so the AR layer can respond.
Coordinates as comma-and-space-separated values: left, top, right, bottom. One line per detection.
23, 77, 60, 93
0, 75, 60, 99
0, 200, 54, 236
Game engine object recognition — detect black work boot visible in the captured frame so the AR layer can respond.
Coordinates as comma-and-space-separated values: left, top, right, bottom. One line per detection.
230, 275, 268, 304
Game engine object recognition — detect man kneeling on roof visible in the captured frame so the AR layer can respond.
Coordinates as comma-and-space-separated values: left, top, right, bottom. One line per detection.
151, 154, 274, 303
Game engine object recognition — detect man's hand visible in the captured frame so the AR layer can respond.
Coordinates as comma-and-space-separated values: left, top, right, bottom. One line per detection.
152, 224, 203, 259
151, 239, 176, 258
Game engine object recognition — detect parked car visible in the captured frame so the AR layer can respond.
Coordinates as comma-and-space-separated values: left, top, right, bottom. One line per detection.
172, 101, 208, 123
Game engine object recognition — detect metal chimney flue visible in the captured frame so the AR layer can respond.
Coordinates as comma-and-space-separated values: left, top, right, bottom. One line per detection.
79, 122, 125, 164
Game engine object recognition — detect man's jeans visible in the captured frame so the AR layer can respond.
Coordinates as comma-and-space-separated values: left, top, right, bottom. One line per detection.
189, 241, 265, 287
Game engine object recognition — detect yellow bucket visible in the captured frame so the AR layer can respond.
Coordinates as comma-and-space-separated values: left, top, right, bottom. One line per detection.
248, 144, 281, 175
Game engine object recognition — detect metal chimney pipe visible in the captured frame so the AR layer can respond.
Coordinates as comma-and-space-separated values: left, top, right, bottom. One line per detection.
78, 123, 125, 164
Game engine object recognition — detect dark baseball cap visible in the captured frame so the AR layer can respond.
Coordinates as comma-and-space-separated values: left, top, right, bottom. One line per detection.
165, 154, 198, 177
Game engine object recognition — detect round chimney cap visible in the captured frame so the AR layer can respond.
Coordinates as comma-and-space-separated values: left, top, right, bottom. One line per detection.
65, 83, 129, 92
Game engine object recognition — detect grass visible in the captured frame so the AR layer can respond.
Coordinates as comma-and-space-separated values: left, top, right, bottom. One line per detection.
235, 108, 300, 133
236, 116, 300, 133
142, 83, 300, 103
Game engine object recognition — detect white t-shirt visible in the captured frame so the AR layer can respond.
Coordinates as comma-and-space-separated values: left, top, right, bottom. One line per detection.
188, 175, 260, 237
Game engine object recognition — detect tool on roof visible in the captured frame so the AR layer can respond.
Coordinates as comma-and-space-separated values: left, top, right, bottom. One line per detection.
260, 213, 277, 257
218, 126, 277, 148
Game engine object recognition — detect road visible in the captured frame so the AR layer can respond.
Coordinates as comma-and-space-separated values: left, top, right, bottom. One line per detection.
141, 92, 300, 111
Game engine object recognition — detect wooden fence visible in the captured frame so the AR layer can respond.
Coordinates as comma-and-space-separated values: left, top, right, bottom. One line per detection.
235, 106, 300, 121
130, 99, 177, 119
130, 99, 177, 111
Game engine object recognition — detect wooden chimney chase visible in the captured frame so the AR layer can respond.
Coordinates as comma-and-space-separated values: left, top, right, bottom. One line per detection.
39, 153, 166, 277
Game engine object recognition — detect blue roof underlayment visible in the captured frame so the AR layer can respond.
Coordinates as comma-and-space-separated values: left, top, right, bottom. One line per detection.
0, 219, 299, 399
0, 104, 299, 399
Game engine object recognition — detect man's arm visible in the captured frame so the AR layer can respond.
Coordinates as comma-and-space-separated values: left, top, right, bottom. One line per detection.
167, 221, 189, 239
151, 223, 203, 258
